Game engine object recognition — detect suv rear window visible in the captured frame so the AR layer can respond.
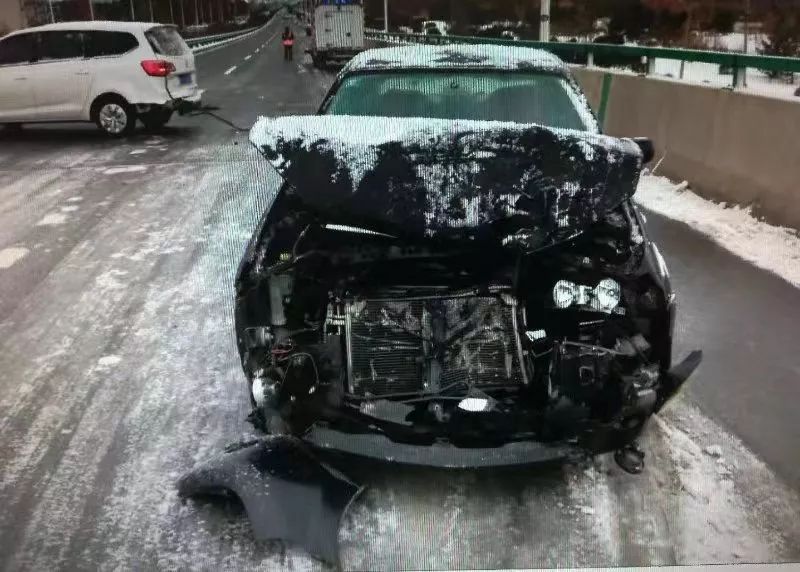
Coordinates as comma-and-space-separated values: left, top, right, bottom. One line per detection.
84, 31, 138, 57
145, 26, 186, 56
0, 34, 36, 65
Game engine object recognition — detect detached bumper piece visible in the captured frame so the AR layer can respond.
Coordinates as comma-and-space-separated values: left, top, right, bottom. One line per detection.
176, 437, 362, 565
656, 350, 703, 412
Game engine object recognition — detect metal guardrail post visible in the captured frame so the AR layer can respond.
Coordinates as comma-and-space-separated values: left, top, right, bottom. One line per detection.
647, 56, 657, 76
587, 50, 594, 68
733, 65, 747, 89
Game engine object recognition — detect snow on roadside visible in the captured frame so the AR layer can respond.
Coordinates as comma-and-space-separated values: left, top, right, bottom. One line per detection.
652, 398, 800, 563
636, 175, 800, 289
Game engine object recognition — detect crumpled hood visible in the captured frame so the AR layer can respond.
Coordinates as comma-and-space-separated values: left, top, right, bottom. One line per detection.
250, 115, 643, 248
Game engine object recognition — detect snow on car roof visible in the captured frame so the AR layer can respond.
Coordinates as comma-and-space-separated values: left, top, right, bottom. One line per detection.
343, 44, 567, 75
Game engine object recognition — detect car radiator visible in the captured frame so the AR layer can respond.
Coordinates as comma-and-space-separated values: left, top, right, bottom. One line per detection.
343, 294, 528, 396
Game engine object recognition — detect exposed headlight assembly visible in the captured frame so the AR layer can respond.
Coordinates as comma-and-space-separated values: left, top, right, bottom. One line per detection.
552, 278, 621, 312
552, 280, 577, 308
594, 278, 621, 311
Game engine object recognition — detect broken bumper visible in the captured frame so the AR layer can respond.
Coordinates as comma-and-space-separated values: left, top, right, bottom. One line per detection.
302, 426, 575, 468
177, 437, 362, 564
173, 89, 204, 115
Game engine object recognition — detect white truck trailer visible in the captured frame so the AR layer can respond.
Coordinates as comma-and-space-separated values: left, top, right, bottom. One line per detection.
307, 0, 365, 68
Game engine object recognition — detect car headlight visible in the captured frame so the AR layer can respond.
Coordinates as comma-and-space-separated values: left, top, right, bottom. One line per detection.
553, 280, 577, 308
594, 278, 621, 311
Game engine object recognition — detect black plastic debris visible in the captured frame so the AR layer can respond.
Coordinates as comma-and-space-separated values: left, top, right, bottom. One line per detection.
177, 437, 363, 565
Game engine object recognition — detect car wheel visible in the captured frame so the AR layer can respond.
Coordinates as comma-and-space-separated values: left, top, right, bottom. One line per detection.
140, 108, 173, 131
92, 96, 136, 137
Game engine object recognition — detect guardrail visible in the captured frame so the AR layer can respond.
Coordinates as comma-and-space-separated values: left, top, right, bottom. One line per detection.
185, 26, 260, 51
365, 31, 800, 93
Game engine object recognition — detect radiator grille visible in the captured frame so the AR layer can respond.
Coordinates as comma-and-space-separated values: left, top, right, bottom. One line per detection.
346, 295, 526, 396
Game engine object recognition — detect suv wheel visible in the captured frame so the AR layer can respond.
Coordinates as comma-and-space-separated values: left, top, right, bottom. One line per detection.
92, 96, 136, 136
140, 107, 173, 131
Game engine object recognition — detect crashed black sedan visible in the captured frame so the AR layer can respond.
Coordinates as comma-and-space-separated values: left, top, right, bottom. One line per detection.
179, 44, 701, 561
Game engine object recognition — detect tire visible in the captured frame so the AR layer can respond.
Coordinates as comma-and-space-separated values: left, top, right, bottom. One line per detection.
91, 95, 136, 137
1, 123, 23, 132
140, 108, 173, 131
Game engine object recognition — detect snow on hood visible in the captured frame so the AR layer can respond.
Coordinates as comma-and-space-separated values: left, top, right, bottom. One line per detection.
250, 115, 643, 248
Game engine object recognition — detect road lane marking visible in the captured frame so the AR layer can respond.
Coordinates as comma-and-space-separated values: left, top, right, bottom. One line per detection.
224, 66, 237, 75
245, 55, 252, 61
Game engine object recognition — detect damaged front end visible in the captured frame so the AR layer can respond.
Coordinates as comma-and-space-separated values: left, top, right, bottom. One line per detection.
234, 116, 701, 461
180, 115, 701, 562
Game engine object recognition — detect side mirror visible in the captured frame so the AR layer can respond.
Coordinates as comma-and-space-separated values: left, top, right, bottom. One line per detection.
633, 137, 655, 164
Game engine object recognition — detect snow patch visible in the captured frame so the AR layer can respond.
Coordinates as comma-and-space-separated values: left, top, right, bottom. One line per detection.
97, 355, 122, 367
104, 165, 147, 175
94, 269, 129, 291
60, 205, 80, 213
653, 401, 800, 562
0, 246, 29, 269
636, 175, 800, 289
36, 213, 68, 226
129, 149, 148, 155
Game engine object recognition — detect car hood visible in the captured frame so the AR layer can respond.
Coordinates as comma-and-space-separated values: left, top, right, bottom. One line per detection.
250, 115, 643, 249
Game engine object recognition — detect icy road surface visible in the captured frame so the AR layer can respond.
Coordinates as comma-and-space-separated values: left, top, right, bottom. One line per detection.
1, 18, 800, 570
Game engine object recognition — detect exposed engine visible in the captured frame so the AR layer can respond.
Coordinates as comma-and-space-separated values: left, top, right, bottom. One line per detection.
233, 195, 693, 457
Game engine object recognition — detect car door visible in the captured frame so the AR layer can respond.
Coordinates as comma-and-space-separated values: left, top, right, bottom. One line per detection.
26, 30, 92, 121
0, 33, 37, 122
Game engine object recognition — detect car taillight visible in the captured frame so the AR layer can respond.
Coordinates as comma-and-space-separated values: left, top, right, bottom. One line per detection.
140, 60, 176, 77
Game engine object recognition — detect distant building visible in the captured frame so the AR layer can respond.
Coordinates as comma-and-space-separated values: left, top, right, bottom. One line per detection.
22, 0, 54, 27
0, 1, 26, 34
0, 0, 57, 34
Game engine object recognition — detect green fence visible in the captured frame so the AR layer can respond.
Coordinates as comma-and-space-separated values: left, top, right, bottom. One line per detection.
365, 31, 800, 98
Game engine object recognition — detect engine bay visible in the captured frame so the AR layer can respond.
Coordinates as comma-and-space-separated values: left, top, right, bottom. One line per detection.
233, 191, 685, 454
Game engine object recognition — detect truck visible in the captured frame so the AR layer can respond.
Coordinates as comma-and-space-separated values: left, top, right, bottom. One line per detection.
307, 0, 365, 68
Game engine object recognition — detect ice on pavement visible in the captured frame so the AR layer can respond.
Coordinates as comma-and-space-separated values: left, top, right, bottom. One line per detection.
637, 175, 800, 289
0, 247, 29, 269
36, 213, 68, 226
97, 355, 122, 367
104, 165, 148, 175
341, 397, 800, 569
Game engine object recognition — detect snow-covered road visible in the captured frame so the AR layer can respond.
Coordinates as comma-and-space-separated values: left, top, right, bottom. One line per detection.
1, 19, 799, 571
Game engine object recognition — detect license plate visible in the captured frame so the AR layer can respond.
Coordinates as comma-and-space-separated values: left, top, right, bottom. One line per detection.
178, 73, 192, 85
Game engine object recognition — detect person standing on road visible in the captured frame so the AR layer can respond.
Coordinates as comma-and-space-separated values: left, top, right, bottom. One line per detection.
282, 27, 295, 61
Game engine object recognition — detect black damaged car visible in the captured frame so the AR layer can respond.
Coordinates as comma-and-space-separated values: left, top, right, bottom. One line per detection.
179, 44, 702, 563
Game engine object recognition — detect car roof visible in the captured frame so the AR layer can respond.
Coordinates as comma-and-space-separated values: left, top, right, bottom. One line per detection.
343, 44, 567, 75
4, 20, 169, 37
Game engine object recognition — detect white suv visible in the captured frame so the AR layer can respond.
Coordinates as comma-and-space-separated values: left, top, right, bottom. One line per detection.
0, 21, 203, 136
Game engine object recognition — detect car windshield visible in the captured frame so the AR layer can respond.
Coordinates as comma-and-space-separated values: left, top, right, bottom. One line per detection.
324, 71, 594, 130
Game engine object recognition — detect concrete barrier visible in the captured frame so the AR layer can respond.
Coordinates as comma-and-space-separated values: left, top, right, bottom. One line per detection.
572, 67, 800, 230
